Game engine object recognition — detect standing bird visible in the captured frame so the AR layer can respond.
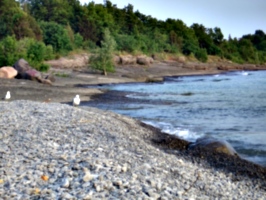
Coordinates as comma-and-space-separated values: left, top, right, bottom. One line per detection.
4, 91, 11, 101
73, 94, 80, 106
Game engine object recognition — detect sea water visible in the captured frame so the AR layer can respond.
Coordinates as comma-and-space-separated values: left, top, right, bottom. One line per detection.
84, 70, 266, 166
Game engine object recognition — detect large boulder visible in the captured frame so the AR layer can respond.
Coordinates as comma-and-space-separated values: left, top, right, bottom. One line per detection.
13, 58, 53, 84
113, 55, 121, 64
45, 54, 89, 69
0, 66, 18, 79
13, 58, 31, 79
176, 56, 186, 63
189, 137, 238, 156
136, 56, 154, 65
120, 55, 137, 65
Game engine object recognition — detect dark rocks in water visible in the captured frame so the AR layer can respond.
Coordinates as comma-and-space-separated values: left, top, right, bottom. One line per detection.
140, 121, 190, 150
189, 137, 238, 156
145, 77, 164, 83
144, 125, 266, 181
180, 92, 194, 96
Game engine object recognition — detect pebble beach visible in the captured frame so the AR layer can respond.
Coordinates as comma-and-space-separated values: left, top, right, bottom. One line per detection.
0, 100, 266, 199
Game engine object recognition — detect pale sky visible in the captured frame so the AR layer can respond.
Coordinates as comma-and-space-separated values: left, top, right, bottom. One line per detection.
80, 0, 266, 39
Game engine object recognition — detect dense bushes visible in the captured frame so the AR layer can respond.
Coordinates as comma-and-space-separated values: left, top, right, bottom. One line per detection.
0, 36, 54, 71
39, 21, 73, 54
0, 0, 266, 68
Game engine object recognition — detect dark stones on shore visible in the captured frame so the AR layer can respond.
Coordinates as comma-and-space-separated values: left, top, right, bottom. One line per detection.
139, 121, 266, 184
114, 55, 154, 66
188, 137, 238, 156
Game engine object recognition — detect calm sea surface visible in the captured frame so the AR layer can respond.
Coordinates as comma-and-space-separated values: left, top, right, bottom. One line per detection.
84, 70, 266, 166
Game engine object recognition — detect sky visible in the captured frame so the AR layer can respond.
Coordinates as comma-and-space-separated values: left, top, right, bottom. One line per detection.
79, 0, 266, 39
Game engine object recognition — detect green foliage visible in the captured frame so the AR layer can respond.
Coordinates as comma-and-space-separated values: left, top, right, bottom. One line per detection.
238, 38, 256, 62
90, 28, 116, 75
258, 51, 266, 64
182, 40, 198, 56
26, 39, 54, 70
0, 0, 41, 40
28, 0, 72, 25
74, 33, 84, 49
39, 21, 73, 53
54, 72, 70, 78
0, 36, 17, 66
0, 36, 53, 71
191, 23, 218, 56
115, 34, 139, 52
0, 0, 264, 65
208, 27, 224, 45
27, 41, 46, 62
195, 48, 208, 62
83, 40, 97, 51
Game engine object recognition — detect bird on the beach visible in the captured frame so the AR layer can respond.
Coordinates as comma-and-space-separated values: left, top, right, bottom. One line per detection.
73, 94, 80, 106
4, 91, 11, 101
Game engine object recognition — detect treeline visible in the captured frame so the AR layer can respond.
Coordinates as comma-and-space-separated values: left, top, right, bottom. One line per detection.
1, 0, 266, 71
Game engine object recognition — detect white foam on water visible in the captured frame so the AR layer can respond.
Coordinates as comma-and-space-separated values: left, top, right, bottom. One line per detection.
162, 127, 203, 142
241, 71, 249, 76
142, 121, 203, 142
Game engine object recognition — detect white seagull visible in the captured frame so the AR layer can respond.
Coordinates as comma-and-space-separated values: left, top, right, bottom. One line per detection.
73, 94, 80, 106
5, 91, 11, 100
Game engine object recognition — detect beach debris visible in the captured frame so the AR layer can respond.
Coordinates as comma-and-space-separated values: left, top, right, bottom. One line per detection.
73, 94, 80, 106
41, 175, 49, 181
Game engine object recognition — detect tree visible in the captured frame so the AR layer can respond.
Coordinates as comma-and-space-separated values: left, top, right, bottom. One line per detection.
39, 21, 73, 53
0, 36, 17, 66
0, 0, 41, 40
90, 28, 116, 76
208, 27, 224, 45
238, 38, 256, 62
28, 0, 72, 25
191, 23, 212, 51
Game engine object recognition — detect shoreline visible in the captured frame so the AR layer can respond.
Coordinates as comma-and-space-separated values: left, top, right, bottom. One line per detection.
1, 62, 266, 198
1, 63, 266, 167
83, 78, 266, 169
1, 100, 265, 199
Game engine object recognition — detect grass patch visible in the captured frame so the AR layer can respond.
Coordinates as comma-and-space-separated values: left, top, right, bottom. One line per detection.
54, 72, 70, 78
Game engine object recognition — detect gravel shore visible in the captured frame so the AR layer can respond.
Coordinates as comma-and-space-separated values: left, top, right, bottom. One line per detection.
0, 100, 265, 199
